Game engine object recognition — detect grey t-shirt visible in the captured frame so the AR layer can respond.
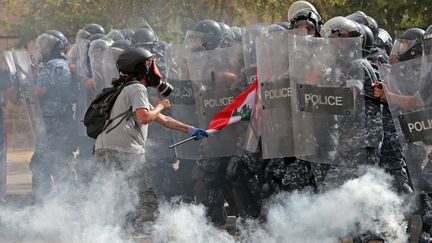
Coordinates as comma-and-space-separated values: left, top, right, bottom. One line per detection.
95, 83, 151, 154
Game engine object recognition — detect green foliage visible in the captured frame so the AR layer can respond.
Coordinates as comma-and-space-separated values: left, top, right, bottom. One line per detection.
1, 0, 431, 45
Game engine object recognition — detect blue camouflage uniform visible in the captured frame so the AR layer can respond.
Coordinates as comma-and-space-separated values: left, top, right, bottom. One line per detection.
369, 53, 411, 193
30, 57, 75, 201
416, 61, 432, 241
322, 59, 384, 188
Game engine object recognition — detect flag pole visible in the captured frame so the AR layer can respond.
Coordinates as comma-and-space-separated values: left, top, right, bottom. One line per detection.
168, 136, 197, 149
168, 130, 216, 149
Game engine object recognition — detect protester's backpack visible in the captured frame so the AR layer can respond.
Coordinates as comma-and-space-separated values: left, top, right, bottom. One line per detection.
83, 81, 139, 139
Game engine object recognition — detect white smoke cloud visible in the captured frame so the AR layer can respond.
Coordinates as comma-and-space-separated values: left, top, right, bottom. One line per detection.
0, 166, 413, 243
151, 167, 413, 243
152, 202, 234, 243
0, 170, 138, 243
250, 167, 412, 243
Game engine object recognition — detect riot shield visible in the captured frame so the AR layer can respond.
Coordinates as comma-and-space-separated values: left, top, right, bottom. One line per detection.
10, 50, 45, 138
290, 36, 366, 165
186, 45, 248, 158
4, 51, 16, 77
102, 47, 122, 87
256, 30, 298, 159
89, 39, 112, 92
242, 25, 266, 152
384, 57, 432, 192
76, 37, 90, 135
0, 113, 5, 197
165, 45, 200, 159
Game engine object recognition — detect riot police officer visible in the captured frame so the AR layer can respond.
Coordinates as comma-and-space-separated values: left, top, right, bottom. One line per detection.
29, 33, 75, 202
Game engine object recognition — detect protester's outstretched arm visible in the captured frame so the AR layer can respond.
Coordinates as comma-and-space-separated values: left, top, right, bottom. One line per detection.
155, 113, 189, 133
155, 113, 208, 140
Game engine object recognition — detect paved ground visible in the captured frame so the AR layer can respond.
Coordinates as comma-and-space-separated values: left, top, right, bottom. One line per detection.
6, 149, 33, 195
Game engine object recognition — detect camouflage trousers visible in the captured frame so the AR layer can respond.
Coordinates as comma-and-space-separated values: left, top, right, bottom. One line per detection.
192, 157, 233, 225
264, 157, 315, 193
95, 149, 157, 222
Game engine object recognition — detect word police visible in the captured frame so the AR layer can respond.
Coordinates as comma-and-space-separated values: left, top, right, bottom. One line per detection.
265, 87, 292, 100
304, 93, 343, 107
204, 96, 234, 108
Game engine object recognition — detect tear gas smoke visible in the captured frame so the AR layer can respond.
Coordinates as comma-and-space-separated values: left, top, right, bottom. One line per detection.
0, 168, 138, 243
152, 167, 412, 243
0, 166, 412, 243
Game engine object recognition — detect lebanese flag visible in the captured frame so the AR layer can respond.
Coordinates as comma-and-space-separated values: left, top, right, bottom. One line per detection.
207, 79, 258, 133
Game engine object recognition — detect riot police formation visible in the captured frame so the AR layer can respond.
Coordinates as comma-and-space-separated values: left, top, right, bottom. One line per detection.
2, 1, 432, 242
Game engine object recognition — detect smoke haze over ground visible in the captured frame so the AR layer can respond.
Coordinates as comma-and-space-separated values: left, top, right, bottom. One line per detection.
0, 166, 413, 243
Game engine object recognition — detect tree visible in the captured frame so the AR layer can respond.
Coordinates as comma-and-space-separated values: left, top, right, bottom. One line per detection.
1, 0, 431, 46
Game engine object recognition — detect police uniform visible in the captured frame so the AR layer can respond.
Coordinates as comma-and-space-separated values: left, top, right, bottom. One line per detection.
30, 57, 75, 201
322, 59, 383, 188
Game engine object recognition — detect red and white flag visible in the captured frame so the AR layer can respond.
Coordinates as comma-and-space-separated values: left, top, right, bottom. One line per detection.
207, 79, 258, 134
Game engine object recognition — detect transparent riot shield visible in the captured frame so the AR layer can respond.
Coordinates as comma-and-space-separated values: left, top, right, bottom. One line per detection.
10, 50, 45, 138
76, 37, 90, 135
186, 45, 248, 158
384, 56, 432, 192
256, 30, 298, 159
290, 36, 366, 165
0, 128, 4, 197
89, 39, 112, 92
242, 25, 266, 152
102, 47, 122, 87
165, 45, 200, 159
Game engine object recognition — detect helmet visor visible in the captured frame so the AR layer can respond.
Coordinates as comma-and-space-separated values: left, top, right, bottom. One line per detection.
76, 29, 92, 41
36, 33, 61, 55
294, 20, 316, 36
377, 30, 391, 45
184, 30, 206, 49
391, 38, 418, 56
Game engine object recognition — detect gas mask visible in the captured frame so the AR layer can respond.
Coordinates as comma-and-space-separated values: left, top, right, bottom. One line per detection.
146, 59, 172, 97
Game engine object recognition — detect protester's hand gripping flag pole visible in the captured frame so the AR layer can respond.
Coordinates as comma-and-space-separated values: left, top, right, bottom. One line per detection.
169, 79, 258, 148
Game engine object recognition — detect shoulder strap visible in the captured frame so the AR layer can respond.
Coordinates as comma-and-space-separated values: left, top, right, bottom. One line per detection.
100, 81, 141, 135
105, 107, 133, 134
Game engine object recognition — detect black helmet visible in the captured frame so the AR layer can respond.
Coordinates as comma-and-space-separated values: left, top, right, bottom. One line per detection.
107, 29, 125, 41
45, 30, 68, 45
116, 47, 154, 78
193, 19, 222, 37
346, 11, 379, 40
376, 28, 393, 56
391, 27, 424, 62
291, 8, 323, 36
218, 22, 230, 35
185, 19, 223, 50
121, 28, 135, 40
425, 25, 432, 38
89, 39, 112, 53
35, 33, 65, 62
84, 23, 105, 35
356, 23, 374, 56
88, 33, 112, 43
320, 16, 362, 39
112, 39, 131, 50
116, 47, 172, 96
365, 16, 379, 40
132, 28, 158, 46
109, 40, 132, 61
